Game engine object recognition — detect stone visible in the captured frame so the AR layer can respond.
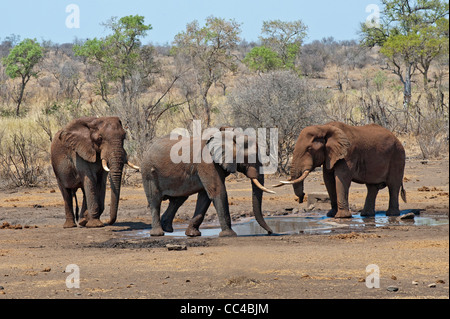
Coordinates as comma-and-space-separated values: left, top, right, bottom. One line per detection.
398, 212, 415, 220
387, 286, 399, 292
428, 283, 436, 288
166, 244, 187, 251
307, 192, 330, 206
412, 281, 419, 285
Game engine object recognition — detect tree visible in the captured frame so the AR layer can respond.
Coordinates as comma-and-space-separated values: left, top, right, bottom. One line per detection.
2, 38, 43, 115
74, 15, 181, 157
243, 46, 283, 73
172, 16, 242, 126
74, 15, 156, 106
259, 20, 308, 71
228, 71, 328, 173
360, 0, 449, 105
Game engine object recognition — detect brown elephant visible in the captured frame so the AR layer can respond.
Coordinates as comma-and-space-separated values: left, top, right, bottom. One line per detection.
51, 117, 139, 228
275, 122, 406, 218
141, 129, 275, 237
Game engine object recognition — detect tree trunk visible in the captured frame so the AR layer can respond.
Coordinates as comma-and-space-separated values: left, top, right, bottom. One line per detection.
16, 76, 28, 116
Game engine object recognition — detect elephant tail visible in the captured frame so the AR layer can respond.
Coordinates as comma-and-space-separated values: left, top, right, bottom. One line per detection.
73, 191, 79, 221
401, 184, 407, 203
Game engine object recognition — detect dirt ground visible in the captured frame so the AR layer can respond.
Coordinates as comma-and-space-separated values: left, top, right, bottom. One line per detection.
0, 159, 448, 300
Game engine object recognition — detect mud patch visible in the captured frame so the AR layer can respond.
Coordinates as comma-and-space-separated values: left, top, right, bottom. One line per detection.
88, 237, 213, 249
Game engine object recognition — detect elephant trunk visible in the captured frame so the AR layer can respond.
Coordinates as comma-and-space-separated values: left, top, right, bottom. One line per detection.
105, 143, 125, 225
293, 181, 305, 203
248, 168, 273, 235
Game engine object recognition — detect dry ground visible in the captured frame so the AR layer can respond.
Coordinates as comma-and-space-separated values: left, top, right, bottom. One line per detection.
0, 159, 448, 300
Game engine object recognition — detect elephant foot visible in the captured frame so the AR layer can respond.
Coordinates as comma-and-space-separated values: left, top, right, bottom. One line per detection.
326, 208, 337, 217
63, 219, 77, 228
161, 221, 174, 233
78, 218, 88, 227
150, 227, 165, 236
386, 208, 400, 216
334, 210, 353, 218
219, 229, 237, 237
360, 209, 376, 217
85, 219, 105, 228
185, 226, 202, 237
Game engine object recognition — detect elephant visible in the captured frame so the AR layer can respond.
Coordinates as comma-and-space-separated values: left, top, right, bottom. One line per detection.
51, 116, 140, 228
140, 128, 275, 237
275, 122, 406, 218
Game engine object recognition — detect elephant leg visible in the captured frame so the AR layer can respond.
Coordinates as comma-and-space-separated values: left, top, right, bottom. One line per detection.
323, 169, 338, 217
149, 196, 164, 236
161, 196, 188, 233
334, 173, 352, 218
211, 192, 236, 237
361, 184, 379, 217
83, 176, 104, 228
386, 183, 401, 216
186, 190, 211, 237
59, 185, 77, 228
78, 189, 88, 226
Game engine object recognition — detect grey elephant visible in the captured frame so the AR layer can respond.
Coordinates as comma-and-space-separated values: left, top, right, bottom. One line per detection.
275, 122, 406, 218
51, 116, 139, 228
141, 129, 275, 237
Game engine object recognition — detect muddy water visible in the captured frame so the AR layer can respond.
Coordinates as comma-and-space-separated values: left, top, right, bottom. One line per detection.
125, 210, 448, 238
127, 210, 446, 239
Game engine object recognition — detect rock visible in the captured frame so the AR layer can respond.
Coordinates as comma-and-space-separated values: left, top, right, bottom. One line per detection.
166, 244, 187, 251
428, 283, 436, 288
412, 281, 419, 285
436, 279, 445, 284
387, 286, 399, 292
307, 192, 330, 206
391, 275, 397, 280
398, 213, 415, 220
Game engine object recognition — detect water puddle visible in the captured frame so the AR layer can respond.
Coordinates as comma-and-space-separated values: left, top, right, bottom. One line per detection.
124, 210, 448, 238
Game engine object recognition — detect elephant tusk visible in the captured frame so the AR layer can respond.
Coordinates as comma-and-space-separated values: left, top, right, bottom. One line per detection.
278, 170, 310, 185
252, 179, 276, 194
272, 179, 291, 188
127, 161, 140, 171
102, 159, 110, 172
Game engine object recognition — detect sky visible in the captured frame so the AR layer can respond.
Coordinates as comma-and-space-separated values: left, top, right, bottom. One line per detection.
0, 0, 383, 45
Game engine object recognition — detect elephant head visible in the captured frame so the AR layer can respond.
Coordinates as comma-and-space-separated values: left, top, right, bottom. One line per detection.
275, 124, 350, 202
206, 128, 274, 234
59, 116, 139, 224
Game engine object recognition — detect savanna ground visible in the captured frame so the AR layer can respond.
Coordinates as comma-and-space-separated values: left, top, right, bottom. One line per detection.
0, 157, 448, 300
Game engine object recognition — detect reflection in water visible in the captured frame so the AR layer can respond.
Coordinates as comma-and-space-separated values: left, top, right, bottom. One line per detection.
127, 210, 448, 238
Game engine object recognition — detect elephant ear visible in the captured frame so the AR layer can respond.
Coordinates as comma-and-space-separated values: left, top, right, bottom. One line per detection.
206, 131, 237, 173
325, 126, 350, 170
59, 117, 98, 163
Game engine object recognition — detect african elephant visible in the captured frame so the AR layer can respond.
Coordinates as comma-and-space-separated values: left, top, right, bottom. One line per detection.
141, 129, 275, 237
275, 122, 406, 218
51, 116, 139, 228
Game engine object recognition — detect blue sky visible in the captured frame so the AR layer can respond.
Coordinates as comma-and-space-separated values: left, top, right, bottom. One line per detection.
0, 0, 382, 45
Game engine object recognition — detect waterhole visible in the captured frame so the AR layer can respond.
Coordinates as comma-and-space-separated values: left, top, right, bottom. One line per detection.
125, 210, 448, 238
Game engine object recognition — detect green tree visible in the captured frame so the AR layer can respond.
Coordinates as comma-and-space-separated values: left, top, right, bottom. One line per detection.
74, 15, 155, 105
360, 0, 449, 105
243, 46, 283, 73
172, 16, 242, 126
2, 38, 43, 116
260, 19, 308, 71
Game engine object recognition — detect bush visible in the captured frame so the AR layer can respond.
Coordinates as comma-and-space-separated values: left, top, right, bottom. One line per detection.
228, 70, 329, 173
0, 121, 49, 187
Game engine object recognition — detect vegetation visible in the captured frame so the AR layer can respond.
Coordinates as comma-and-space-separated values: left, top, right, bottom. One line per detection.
0, 3, 448, 187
